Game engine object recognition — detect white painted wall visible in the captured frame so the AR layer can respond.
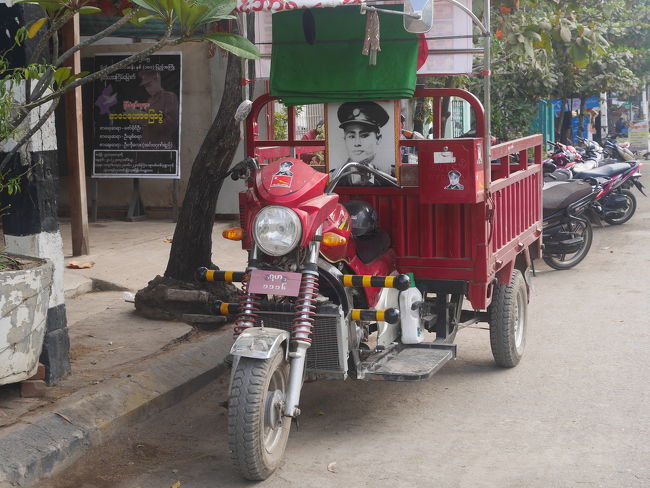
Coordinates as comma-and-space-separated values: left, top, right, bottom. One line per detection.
4, 233, 65, 308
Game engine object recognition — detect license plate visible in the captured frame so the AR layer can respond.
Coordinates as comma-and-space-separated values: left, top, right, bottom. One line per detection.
248, 269, 302, 297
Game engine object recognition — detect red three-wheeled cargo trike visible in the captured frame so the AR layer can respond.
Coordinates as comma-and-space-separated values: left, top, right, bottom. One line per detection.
198, 0, 544, 480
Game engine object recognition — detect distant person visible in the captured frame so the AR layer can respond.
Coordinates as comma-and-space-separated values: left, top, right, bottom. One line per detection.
336, 101, 390, 185
615, 117, 628, 138
300, 120, 324, 165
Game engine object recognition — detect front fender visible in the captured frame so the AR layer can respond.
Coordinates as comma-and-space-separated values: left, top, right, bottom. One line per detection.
230, 327, 290, 360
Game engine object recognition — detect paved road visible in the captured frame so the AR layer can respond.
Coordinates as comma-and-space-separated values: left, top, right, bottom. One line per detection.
37, 195, 650, 488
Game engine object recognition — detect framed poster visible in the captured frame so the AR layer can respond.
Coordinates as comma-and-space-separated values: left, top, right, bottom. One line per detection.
91, 53, 182, 178
325, 100, 400, 186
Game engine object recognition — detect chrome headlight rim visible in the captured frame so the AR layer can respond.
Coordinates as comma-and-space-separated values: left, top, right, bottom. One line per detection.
252, 205, 302, 256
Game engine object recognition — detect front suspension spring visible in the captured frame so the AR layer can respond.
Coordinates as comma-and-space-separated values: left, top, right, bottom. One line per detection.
291, 272, 319, 346
234, 274, 260, 335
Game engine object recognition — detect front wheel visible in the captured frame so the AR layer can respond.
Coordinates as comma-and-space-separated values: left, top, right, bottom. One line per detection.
603, 189, 636, 225
488, 269, 527, 368
228, 349, 290, 480
543, 219, 593, 270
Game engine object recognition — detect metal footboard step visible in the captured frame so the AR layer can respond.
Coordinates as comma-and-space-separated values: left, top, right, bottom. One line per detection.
357, 343, 456, 381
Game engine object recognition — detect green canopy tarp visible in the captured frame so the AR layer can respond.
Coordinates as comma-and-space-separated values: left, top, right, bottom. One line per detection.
270, 6, 419, 106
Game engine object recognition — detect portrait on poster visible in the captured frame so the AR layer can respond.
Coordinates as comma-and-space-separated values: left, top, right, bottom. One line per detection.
325, 100, 399, 186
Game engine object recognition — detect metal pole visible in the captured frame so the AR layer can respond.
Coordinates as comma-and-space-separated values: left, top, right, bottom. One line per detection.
482, 0, 491, 195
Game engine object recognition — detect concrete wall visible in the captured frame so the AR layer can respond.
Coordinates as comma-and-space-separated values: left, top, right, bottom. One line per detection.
58, 40, 245, 216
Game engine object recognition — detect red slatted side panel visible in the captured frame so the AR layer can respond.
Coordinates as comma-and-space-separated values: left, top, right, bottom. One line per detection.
337, 191, 473, 262
490, 169, 542, 256
421, 204, 436, 258
406, 195, 420, 256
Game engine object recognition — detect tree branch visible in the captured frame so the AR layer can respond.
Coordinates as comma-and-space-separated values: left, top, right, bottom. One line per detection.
55, 9, 139, 67
20, 24, 177, 112
31, 10, 76, 64
0, 97, 60, 172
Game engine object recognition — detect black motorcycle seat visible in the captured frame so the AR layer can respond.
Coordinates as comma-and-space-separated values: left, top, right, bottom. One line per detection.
354, 230, 392, 265
543, 180, 593, 212
544, 169, 572, 182
573, 162, 631, 178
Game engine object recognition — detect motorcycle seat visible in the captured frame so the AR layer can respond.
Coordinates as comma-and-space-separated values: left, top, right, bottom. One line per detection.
544, 169, 572, 182
543, 180, 593, 212
354, 230, 392, 265
573, 162, 631, 178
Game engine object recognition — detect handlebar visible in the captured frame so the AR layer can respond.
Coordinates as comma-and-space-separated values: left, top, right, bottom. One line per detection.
325, 162, 401, 193
227, 157, 259, 181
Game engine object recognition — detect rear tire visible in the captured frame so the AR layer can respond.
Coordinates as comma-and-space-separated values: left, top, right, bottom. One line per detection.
488, 269, 527, 368
228, 350, 290, 480
603, 189, 636, 225
543, 219, 593, 270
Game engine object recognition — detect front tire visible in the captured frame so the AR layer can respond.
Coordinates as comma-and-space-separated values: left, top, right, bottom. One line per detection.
543, 219, 593, 270
603, 189, 636, 225
228, 349, 290, 480
488, 269, 527, 368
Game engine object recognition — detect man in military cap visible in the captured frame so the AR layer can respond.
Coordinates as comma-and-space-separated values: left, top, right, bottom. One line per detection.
336, 101, 390, 185
125, 70, 179, 147
444, 169, 464, 190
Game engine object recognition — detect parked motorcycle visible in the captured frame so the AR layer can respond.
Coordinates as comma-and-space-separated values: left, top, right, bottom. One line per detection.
542, 140, 583, 174
204, 157, 447, 479
571, 160, 645, 225
603, 136, 635, 162
572, 137, 603, 172
542, 176, 599, 270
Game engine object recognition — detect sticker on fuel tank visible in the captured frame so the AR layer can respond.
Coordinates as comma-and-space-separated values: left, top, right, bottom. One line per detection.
270, 160, 294, 187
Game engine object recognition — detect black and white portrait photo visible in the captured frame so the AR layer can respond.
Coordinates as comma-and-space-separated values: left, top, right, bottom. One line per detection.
326, 101, 398, 186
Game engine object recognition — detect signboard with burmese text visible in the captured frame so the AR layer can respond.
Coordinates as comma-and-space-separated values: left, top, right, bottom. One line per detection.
91, 53, 181, 178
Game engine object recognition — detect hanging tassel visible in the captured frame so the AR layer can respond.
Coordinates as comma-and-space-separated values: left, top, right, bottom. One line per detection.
362, 9, 381, 66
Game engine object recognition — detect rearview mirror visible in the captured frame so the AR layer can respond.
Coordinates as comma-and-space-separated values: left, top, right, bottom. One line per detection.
403, 0, 433, 34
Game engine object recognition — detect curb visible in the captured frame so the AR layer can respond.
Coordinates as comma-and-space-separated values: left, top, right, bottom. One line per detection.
0, 329, 233, 487
63, 274, 94, 299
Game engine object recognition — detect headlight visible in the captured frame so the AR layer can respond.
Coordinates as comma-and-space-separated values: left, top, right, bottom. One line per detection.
252, 206, 302, 256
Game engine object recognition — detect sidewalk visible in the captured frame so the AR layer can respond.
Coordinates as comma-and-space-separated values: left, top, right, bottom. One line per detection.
0, 218, 247, 487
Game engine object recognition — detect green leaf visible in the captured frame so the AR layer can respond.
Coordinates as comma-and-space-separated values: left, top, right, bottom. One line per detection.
130, 0, 164, 15
568, 44, 588, 68
560, 25, 571, 43
14, 26, 27, 45
525, 31, 542, 43
171, 0, 187, 29
123, 8, 156, 26
64, 71, 89, 85
27, 18, 48, 39
53, 66, 71, 86
183, 3, 210, 33
78, 6, 102, 14
201, 33, 260, 59
196, 0, 236, 23
524, 39, 534, 58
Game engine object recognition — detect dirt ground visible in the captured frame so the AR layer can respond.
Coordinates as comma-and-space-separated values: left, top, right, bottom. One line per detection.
35, 195, 650, 488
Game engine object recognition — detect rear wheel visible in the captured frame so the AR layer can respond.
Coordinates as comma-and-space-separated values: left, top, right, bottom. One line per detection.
543, 219, 593, 270
603, 189, 636, 225
488, 269, 527, 368
228, 349, 290, 480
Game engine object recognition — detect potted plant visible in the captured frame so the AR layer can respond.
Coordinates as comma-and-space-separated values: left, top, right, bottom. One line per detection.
0, 248, 53, 385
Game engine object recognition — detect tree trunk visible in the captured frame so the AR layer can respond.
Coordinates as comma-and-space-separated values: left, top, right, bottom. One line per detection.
560, 97, 572, 143
164, 53, 242, 282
